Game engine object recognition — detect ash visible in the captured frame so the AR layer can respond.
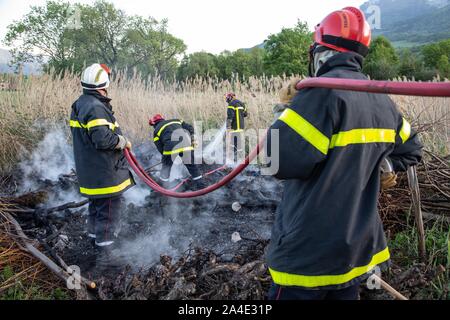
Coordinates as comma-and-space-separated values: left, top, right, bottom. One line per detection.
9, 129, 282, 295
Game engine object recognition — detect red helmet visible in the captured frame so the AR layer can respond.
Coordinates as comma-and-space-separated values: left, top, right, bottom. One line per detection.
314, 7, 371, 57
149, 114, 164, 126
225, 92, 236, 103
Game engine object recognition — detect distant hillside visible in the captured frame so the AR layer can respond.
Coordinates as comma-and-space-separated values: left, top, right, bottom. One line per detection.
361, 0, 450, 46
0, 48, 41, 75
242, 43, 265, 53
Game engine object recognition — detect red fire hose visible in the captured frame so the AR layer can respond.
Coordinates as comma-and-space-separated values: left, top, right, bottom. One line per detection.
125, 137, 265, 198
295, 77, 450, 96
125, 78, 450, 198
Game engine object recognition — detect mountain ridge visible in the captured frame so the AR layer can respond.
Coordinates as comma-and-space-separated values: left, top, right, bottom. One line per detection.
360, 0, 450, 46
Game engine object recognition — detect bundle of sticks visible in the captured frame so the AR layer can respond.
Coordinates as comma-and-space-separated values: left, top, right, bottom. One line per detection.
379, 151, 450, 229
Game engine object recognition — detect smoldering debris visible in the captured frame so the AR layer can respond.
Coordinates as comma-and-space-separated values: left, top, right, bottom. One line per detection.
3, 128, 448, 300
1, 129, 281, 299
97, 241, 271, 300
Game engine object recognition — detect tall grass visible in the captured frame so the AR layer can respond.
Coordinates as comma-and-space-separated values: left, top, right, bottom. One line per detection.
0, 71, 448, 174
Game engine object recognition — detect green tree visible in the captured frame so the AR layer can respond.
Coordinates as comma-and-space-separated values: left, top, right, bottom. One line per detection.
216, 51, 234, 79
398, 49, 424, 79
228, 48, 265, 78
145, 20, 186, 79
125, 15, 159, 70
177, 51, 219, 79
74, 1, 129, 69
437, 55, 450, 78
422, 39, 450, 70
179, 48, 265, 81
263, 21, 312, 76
363, 36, 399, 80
3, 0, 186, 78
3, 1, 77, 73
248, 47, 265, 77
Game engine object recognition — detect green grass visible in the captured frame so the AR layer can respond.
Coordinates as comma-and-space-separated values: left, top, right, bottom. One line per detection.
389, 215, 450, 300
0, 265, 70, 300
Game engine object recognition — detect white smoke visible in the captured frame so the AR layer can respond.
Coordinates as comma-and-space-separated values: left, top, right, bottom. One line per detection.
124, 184, 150, 207
16, 128, 84, 207
203, 122, 227, 164
16, 127, 279, 270
119, 222, 177, 267
118, 197, 217, 268
19, 129, 74, 192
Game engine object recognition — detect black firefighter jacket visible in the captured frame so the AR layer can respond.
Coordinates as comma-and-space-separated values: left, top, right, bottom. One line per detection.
265, 52, 423, 290
70, 90, 135, 199
227, 99, 248, 132
153, 119, 194, 156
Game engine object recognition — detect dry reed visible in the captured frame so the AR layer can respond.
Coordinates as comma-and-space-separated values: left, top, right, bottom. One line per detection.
0, 72, 448, 174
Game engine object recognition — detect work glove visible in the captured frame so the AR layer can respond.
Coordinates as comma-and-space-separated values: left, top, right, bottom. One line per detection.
380, 158, 397, 190
381, 172, 398, 190
115, 135, 132, 150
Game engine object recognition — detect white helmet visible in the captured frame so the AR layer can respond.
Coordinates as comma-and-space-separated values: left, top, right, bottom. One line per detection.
81, 63, 111, 90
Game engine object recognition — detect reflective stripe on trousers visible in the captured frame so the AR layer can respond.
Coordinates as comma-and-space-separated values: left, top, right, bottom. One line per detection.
80, 178, 132, 196
269, 247, 390, 288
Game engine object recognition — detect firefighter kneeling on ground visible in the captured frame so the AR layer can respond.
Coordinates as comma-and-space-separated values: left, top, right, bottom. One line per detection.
149, 114, 206, 190
70, 63, 135, 270
225, 93, 248, 162
265, 7, 423, 300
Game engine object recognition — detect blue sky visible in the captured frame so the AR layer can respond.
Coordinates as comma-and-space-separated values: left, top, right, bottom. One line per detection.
0, 0, 366, 53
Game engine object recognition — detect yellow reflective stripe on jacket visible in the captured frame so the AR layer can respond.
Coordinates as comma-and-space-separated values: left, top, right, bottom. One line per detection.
79, 178, 132, 196
70, 120, 83, 128
69, 119, 119, 131
162, 146, 194, 155
399, 118, 411, 143
236, 108, 241, 131
85, 119, 119, 130
269, 247, 390, 288
153, 137, 160, 142
155, 121, 182, 140
228, 106, 245, 131
227, 106, 245, 111
279, 108, 330, 155
330, 129, 396, 149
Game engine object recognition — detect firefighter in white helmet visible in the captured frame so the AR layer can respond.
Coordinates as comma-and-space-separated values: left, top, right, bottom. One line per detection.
70, 63, 134, 270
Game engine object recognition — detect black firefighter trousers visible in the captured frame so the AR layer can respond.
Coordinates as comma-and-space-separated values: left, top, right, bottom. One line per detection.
268, 283, 360, 300
87, 195, 124, 247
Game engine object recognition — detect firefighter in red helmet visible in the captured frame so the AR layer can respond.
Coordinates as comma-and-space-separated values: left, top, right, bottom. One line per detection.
149, 114, 206, 190
265, 7, 423, 300
225, 93, 248, 162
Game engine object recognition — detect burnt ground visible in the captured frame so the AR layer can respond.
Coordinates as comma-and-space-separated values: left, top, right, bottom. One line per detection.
2, 141, 448, 300
3, 142, 281, 299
